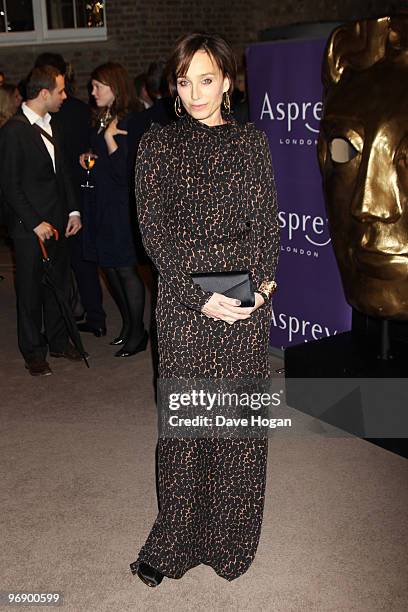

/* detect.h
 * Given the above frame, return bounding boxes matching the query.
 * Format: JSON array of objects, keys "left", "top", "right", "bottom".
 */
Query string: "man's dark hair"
[
  {"left": 26, "top": 65, "right": 62, "bottom": 100},
  {"left": 134, "top": 72, "right": 147, "bottom": 97},
  {"left": 34, "top": 52, "right": 66, "bottom": 75},
  {"left": 146, "top": 61, "right": 168, "bottom": 99}
]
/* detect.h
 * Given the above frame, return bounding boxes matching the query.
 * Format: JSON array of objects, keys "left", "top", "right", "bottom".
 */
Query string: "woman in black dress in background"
[
  {"left": 130, "top": 33, "right": 279, "bottom": 585},
  {"left": 80, "top": 62, "right": 147, "bottom": 356}
]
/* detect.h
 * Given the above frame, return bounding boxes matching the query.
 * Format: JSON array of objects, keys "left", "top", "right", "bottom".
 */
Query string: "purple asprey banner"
[{"left": 246, "top": 38, "right": 352, "bottom": 349}]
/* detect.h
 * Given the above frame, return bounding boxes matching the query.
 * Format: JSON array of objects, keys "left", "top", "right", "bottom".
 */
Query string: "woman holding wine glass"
[{"left": 79, "top": 62, "right": 148, "bottom": 357}]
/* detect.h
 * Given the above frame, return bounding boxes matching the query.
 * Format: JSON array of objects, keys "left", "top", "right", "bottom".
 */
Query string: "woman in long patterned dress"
[{"left": 130, "top": 32, "right": 280, "bottom": 585}]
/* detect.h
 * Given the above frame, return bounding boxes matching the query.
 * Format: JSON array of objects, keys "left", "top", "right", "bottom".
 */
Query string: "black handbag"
[{"left": 190, "top": 270, "right": 255, "bottom": 307}]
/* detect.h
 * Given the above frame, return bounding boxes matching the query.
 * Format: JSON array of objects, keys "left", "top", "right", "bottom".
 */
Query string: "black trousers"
[{"left": 13, "top": 234, "right": 70, "bottom": 362}]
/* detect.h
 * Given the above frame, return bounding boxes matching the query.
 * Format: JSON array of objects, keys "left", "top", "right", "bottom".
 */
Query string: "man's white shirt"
[{"left": 21, "top": 102, "right": 80, "bottom": 218}]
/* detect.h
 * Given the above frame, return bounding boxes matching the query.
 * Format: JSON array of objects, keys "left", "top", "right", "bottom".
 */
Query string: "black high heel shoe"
[
  {"left": 109, "top": 336, "right": 126, "bottom": 346},
  {"left": 130, "top": 560, "right": 164, "bottom": 587},
  {"left": 114, "top": 331, "right": 148, "bottom": 358},
  {"left": 77, "top": 322, "right": 106, "bottom": 337}
]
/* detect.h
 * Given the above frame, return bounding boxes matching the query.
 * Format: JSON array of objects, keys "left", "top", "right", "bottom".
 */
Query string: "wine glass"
[{"left": 81, "top": 153, "right": 97, "bottom": 189}]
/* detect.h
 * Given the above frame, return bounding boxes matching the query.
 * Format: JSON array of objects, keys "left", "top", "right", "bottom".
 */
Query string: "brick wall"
[{"left": 0, "top": 0, "right": 405, "bottom": 100}]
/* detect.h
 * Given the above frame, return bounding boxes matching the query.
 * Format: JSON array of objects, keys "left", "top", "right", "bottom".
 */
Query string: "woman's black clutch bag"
[{"left": 190, "top": 270, "right": 255, "bottom": 307}]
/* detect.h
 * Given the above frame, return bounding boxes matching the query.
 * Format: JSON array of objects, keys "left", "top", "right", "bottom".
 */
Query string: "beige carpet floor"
[{"left": 1, "top": 243, "right": 407, "bottom": 612}]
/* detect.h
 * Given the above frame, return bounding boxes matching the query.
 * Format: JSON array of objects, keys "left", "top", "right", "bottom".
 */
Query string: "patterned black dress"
[{"left": 134, "top": 112, "right": 279, "bottom": 581}]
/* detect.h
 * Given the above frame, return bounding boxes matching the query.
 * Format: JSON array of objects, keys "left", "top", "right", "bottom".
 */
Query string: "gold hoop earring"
[
  {"left": 223, "top": 92, "right": 231, "bottom": 114},
  {"left": 174, "top": 95, "right": 183, "bottom": 117}
]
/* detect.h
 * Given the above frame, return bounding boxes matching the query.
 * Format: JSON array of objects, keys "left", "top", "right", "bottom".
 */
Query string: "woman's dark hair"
[
  {"left": 90, "top": 62, "right": 137, "bottom": 124},
  {"left": 166, "top": 32, "right": 237, "bottom": 97},
  {"left": 25, "top": 65, "right": 61, "bottom": 100}
]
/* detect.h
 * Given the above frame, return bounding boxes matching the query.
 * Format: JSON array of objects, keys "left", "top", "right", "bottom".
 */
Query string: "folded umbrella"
[{"left": 38, "top": 228, "right": 89, "bottom": 368}]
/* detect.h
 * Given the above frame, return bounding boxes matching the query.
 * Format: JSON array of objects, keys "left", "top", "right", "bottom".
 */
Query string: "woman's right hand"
[
  {"left": 79, "top": 152, "right": 98, "bottom": 169},
  {"left": 202, "top": 293, "right": 251, "bottom": 325}
]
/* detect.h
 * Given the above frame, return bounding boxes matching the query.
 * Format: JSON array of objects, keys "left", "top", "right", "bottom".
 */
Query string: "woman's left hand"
[
  {"left": 104, "top": 117, "right": 128, "bottom": 154},
  {"left": 104, "top": 117, "right": 128, "bottom": 139}
]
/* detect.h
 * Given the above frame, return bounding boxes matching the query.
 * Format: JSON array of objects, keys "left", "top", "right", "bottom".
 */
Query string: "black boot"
[
  {"left": 109, "top": 266, "right": 147, "bottom": 356},
  {"left": 103, "top": 267, "right": 132, "bottom": 345}
]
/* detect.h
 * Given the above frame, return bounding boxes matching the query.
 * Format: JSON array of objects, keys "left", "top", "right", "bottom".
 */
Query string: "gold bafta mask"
[{"left": 318, "top": 16, "right": 408, "bottom": 319}]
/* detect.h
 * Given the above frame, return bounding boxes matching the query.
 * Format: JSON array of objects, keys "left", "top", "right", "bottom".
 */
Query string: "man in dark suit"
[
  {"left": 0, "top": 65, "right": 83, "bottom": 376},
  {"left": 33, "top": 52, "right": 107, "bottom": 336}
]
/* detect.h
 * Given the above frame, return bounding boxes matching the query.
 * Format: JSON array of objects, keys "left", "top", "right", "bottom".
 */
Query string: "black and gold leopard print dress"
[{"left": 133, "top": 112, "right": 279, "bottom": 581}]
